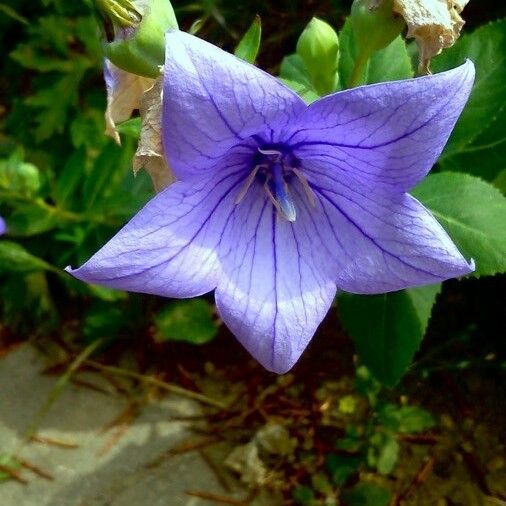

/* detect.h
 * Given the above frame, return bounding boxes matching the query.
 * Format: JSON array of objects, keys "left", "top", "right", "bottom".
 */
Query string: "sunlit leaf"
[
  {"left": 413, "top": 172, "right": 506, "bottom": 277},
  {"left": 339, "top": 285, "right": 441, "bottom": 387},
  {"left": 0, "top": 241, "right": 55, "bottom": 274},
  {"left": 154, "top": 299, "right": 218, "bottom": 344},
  {"left": 234, "top": 15, "right": 261, "bottom": 64},
  {"left": 341, "top": 482, "right": 391, "bottom": 506},
  {"left": 433, "top": 19, "right": 506, "bottom": 156}
]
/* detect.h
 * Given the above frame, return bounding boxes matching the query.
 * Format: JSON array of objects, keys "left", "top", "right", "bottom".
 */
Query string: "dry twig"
[
  {"left": 85, "top": 360, "right": 228, "bottom": 410},
  {"left": 185, "top": 490, "right": 248, "bottom": 506}
]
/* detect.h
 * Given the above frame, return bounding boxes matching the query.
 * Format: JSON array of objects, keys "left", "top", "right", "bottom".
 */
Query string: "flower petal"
[
  {"left": 305, "top": 164, "right": 474, "bottom": 294},
  {"left": 66, "top": 159, "right": 247, "bottom": 297},
  {"left": 288, "top": 61, "right": 474, "bottom": 195},
  {"left": 216, "top": 180, "right": 337, "bottom": 374},
  {"left": 0, "top": 216, "right": 6, "bottom": 236},
  {"left": 162, "top": 31, "right": 305, "bottom": 179}
]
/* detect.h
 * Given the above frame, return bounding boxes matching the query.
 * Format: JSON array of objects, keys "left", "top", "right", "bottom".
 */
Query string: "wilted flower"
[
  {"left": 103, "top": 59, "right": 154, "bottom": 145},
  {"left": 133, "top": 76, "right": 175, "bottom": 192},
  {"left": 68, "top": 32, "right": 475, "bottom": 373},
  {"left": 352, "top": 0, "right": 469, "bottom": 73},
  {"left": 104, "top": 60, "right": 174, "bottom": 191},
  {"left": 392, "top": 0, "right": 470, "bottom": 72}
]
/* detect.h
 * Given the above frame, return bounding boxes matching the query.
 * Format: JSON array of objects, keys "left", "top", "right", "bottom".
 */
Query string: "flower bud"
[
  {"left": 350, "top": 0, "right": 405, "bottom": 54},
  {"left": 94, "top": 0, "right": 178, "bottom": 78},
  {"left": 296, "top": 17, "right": 340, "bottom": 96},
  {"left": 1, "top": 149, "right": 41, "bottom": 195}
]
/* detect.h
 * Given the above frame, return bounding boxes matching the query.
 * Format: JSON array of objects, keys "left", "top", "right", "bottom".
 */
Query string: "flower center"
[{"left": 235, "top": 147, "right": 315, "bottom": 222}]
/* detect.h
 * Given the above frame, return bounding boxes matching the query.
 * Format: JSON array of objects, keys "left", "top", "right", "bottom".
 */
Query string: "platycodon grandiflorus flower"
[{"left": 67, "top": 31, "right": 475, "bottom": 373}]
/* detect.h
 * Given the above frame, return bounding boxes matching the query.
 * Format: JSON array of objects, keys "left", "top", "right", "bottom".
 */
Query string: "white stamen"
[
  {"left": 292, "top": 166, "right": 317, "bottom": 208},
  {"left": 235, "top": 164, "right": 264, "bottom": 204},
  {"left": 258, "top": 148, "right": 282, "bottom": 159},
  {"left": 235, "top": 149, "right": 313, "bottom": 224},
  {"left": 263, "top": 180, "right": 284, "bottom": 215}
]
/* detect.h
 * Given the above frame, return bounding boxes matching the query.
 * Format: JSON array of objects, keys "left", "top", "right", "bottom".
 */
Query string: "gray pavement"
[{"left": 0, "top": 344, "right": 281, "bottom": 506}]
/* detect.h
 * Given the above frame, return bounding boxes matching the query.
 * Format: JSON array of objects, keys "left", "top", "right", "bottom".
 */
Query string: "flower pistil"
[{"left": 235, "top": 146, "right": 316, "bottom": 223}]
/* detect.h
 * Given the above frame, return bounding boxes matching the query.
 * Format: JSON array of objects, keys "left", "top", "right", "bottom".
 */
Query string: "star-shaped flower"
[{"left": 67, "top": 31, "right": 475, "bottom": 373}]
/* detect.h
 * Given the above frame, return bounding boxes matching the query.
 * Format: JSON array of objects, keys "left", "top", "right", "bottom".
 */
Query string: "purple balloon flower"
[
  {"left": 0, "top": 216, "right": 6, "bottom": 236},
  {"left": 67, "top": 32, "right": 475, "bottom": 373}
]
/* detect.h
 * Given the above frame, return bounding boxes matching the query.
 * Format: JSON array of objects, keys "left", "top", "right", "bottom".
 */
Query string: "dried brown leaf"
[
  {"left": 224, "top": 442, "right": 267, "bottom": 486},
  {"left": 133, "top": 77, "right": 175, "bottom": 192},
  {"left": 104, "top": 60, "right": 153, "bottom": 145}
]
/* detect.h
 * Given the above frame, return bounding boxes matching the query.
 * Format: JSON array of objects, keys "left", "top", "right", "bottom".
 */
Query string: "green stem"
[
  {"left": 349, "top": 49, "right": 370, "bottom": 88},
  {"left": 14, "top": 339, "right": 104, "bottom": 456},
  {"left": 0, "top": 190, "right": 121, "bottom": 227}
]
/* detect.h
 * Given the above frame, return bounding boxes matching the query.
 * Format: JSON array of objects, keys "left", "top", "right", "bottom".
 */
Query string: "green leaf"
[
  {"left": 311, "top": 473, "right": 333, "bottom": 495},
  {"left": 341, "top": 482, "right": 391, "bottom": 506},
  {"left": 189, "top": 18, "right": 205, "bottom": 35},
  {"left": 369, "top": 431, "right": 399, "bottom": 475},
  {"left": 116, "top": 117, "right": 142, "bottom": 139},
  {"left": 54, "top": 148, "right": 87, "bottom": 208},
  {"left": 0, "top": 454, "right": 21, "bottom": 483},
  {"left": 339, "top": 284, "right": 441, "bottom": 387},
  {"left": 378, "top": 404, "right": 435, "bottom": 434},
  {"left": 25, "top": 71, "right": 86, "bottom": 142},
  {"left": 85, "top": 284, "right": 128, "bottom": 302},
  {"left": 0, "top": 272, "right": 57, "bottom": 332},
  {"left": 10, "top": 43, "right": 75, "bottom": 72},
  {"left": 292, "top": 486, "right": 315, "bottom": 506},
  {"left": 367, "top": 36, "right": 414, "bottom": 84},
  {"left": 234, "top": 15, "right": 261, "bottom": 64},
  {"left": 338, "top": 18, "right": 362, "bottom": 88},
  {"left": 355, "top": 365, "right": 381, "bottom": 406},
  {"left": 0, "top": 241, "right": 55, "bottom": 274},
  {"left": 433, "top": 19, "right": 506, "bottom": 156},
  {"left": 0, "top": 4, "right": 28, "bottom": 25},
  {"left": 412, "top": 172, "right": 506, "bottom": 276},
  {"left": 280, "top": 54, "right": 312, "bottom": 87},
  {"left": 408, "top": 284, "right": 441, "bottom": 329},
  {"left": 279, "top": 54, "right": 319, "bottom": 102},
  {"left": 84, "top": 302, "right": 125, "bottom": 344},
  {"left": 70, "top": 109, "right": 108, "bottom": 149},
  {"left": 326, "top": 454, "right": 363, "bottom": 486},
  {"left": 494, "top": 169, "right": 506, "bottom": 195},
  {"left": 439, "top": 105, "right": 506, "bottom": 182},
  {"left": 154, "top": 299, "right": 218, "bottom": 345},
  {"left": 6, "top": 202, "right": 61, "bottom": 236},
  {"left": 83, "top": 140, "right": 134, "bottom": 209},
  {"left": 279, "top": 77, "right": 320, "bottom": 104},
  {"left": 338, "top": 18, "right": 413, "bottom": 88}
]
